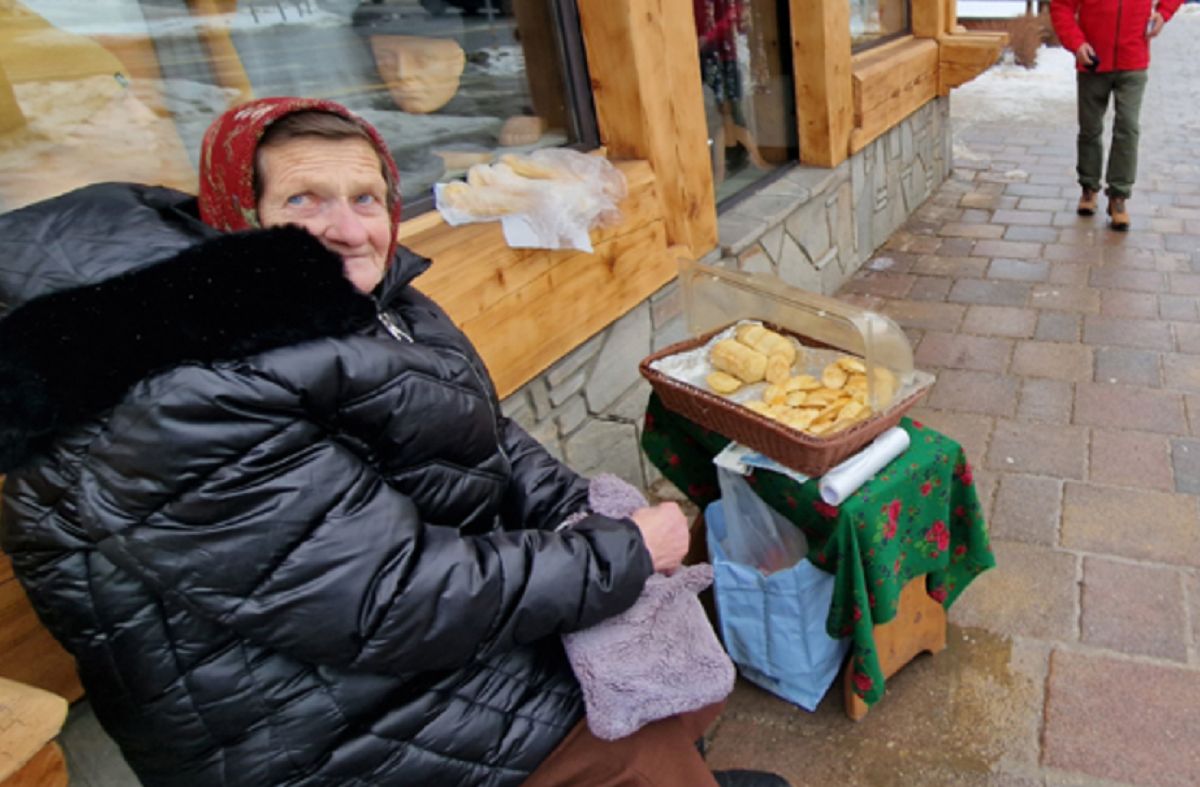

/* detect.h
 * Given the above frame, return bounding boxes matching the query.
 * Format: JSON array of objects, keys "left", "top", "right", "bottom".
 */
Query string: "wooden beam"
[
  {"left": 577, "top": 0, "right": 717, "bottom": 259},
  {"left": 849, "top": 38, "right": 939, "bottom": 153},
  {"left": 938, "top": 32, "right": 1007, "bottom": 95},
  {"left": 791, "top": 0, "right": 854, "bottom": 168}
]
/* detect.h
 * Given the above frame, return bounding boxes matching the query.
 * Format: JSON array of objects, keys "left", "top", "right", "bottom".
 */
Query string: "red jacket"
[{"left": 1050, "top": 0, "right": 1183, "bottom": 72}]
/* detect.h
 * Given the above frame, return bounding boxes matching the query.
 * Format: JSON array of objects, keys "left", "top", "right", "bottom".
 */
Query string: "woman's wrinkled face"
[{"left": 257, "top": 137, "right": 392, "bottom": 294}]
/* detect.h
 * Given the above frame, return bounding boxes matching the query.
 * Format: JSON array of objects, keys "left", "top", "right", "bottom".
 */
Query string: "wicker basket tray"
[{"left": 640, "top": 327, "right": 931, "bottom": 476}]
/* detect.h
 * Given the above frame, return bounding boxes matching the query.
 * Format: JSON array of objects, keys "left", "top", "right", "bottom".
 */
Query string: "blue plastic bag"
[{"left": 705, "top": 494, "right": 850, "bottom": 711}]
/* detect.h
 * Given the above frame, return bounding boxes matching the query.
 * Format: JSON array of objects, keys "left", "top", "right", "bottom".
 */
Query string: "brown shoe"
[
  {"left": 1077, "top": 188, "right": 1099, "bottom": 216},
  {"left": 1108, "top": 195, "right": 1130, "bottom": 231}
]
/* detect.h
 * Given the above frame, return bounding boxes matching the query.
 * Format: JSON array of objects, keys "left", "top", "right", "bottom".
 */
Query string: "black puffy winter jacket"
[{"left": 0, "top": 183, "right": 653, "bottom": 786}]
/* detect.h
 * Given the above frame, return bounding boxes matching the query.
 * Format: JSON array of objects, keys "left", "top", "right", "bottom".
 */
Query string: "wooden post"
[
  {"left": 790, "top": 0, "right": 854, "bottom": 168},
  {"left": 578, "top": 0, "right": 717, "bottom": 260},
  {"left": 911, "top": 0, "right": 948, "bottom": 38}
]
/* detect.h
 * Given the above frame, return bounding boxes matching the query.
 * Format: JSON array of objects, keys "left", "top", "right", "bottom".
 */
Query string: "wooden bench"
[{"left": 0, "top": 677, "right": 69, "bottom": 787}]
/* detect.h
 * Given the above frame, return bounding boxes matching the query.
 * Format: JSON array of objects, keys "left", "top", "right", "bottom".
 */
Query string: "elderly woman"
[{"left": 0, "top": 98, "right": 786, "bottom": 787}]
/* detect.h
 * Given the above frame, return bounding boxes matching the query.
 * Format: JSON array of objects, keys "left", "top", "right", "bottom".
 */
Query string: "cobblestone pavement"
[{"left": 703, "top": 11, "right": 1200, "bottom": 787}]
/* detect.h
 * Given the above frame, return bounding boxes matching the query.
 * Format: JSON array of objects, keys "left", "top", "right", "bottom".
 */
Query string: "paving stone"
[
  {"left": 1163, "top": 353, "right": 1200, "bottom": 394},
  {"left": 1099, "top": 289, "right": 1160, "bottom": 319},
  {"left": 1015, "top": 195, "right": 1068, "bottom": 210},
  {"left": 1189, "top": 394, "right": 1200, "bottom": 437},
  {"left": 1043, "top": 650, "right": 1200, "bottom": 785},
  {"left": 928, "top": 369, "right": 1019, "bottom": 417},
  {"left": 1080, "top": 558, "right": 1189, "bottom": 661},
  {"left": 1003, "top": 225, "right": 1060, "bottom": 243},
  {"left": 906, "top": 408, "right": 994, "bottom": 462},
  {"left": 1189, "top": 572, "right": 1200, "bottom": 655},
  {"left": 1171, "top": 437, "right": 1200, "bottom": 494},
  {"left": 907, "top": 275, "right": 953, "bottom": 301},
  {"left": 1092, "top": 348, "right": 1162, "bottom": 387},
  {"left": 1016, "top": 378, "right": 1074, "bottom": 424},
  {"left": 935, "top": 236, "right": 978, "bottom": 256},
  {"left": 992, "top": 209, "right": 1053, "bottom": 226},
  {"left": 1160, "top": 294, "right": 1200, "bottom": 322},
  {"left": 1034, "top": 311, "right": 1082, "bottom": 342},
  {"left": 910, "top": 254, "right": 989, "bottom": 278},
  {"left": 880, "top": 299, "right": 966, "bottom": 331},
  {"left": 1061, "top": 482, "right": 1200, "bottom": 566},
  {"left": 941, "top": 222, "right": 1006, "bottom": 239},
  {"left": 1047, "top": 262, "right": 1090, "bottom": 286},
  {"left": 1074, "top": 382, "right": 1187, "bottom": 434},
  {"left": 1177, "top": 322, "right": 1200, "bottom": 354},
  {"left": 1083, "top": 315, "right": 1174, "bottom": 351},
  {"left": 1045, "top": 243, "right": 1103, "bottom": 264},
  {"left": 1010, "top": 341, "right": 1092, "bottom": 382},
  {"left": 961, "top": 305, "right": 1038, "bottom": 338},
  {"left": 1029, "top": 284, "right": 1101, "bottom": 313},
  {"left": 915, "top": 331, "right": 1013, "bottom": 373},
  {"left": 705, "top": 632, "right": 1048, "bottom": 786},
  {"left": 987, "top": 258, "right": 1050, "bottom": 282},
  {"left": 971, "top": 239, "right": 1043, "bottom": 259},
  {"left": 1090, "top": 428, "right": 1174, "bottom": 491},
  {"left": 1168, "top": 271, "right": 1200, "bottom": 295},
  {"left": 947, "top": 540, "right": 1077, "bottom": 640},
  {"left": 1008, "top": 184, "right": 1064, "bottom": 199},
  {"left": 1088, "top": 268, "right": 1167, "bottom": 293},
  {"left": 986, "top": 419, "right": 1088, "bottom": 479},
  {"left": 948, "top": 279, "right": 1033, "bottom": 307},
  {"left": 990, "top": 474, "right": 1063, "bottom": 545},
  {"left": 840, "top": 271, "right": 916, "bottom": 298}
]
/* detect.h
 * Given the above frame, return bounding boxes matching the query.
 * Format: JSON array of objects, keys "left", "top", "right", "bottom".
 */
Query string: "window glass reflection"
[
  {"left": 0, "top": 0, "right": 587, "bottom": 215},
  {"left": 694, "top": 0, "right": 797, "bottom": 204},
  {"left": 850, "top": 0, "right": 911, "bottom": 49}
]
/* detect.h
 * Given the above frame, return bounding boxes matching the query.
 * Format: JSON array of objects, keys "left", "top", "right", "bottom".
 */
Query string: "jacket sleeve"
[
  {"left": 497, "top": 416, "right": 591, "bottom": 531},
  {"left": 74, "top": 367, "right": 653, "bottom": 675},
  {"left": 1050, "top": 0, "right": 1087, "bottom": 55},
  {"left": 1158, "top": 0, "right": 1183, "bottom": 23}
]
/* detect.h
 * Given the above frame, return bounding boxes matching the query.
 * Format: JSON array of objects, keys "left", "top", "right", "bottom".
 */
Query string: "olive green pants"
[{"left": 1077, "top": 69, "right": 1149, "bottom": 199}]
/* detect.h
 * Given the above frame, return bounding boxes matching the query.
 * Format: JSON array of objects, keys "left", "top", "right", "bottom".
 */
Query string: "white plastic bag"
[
  {"left": 434, "top": 149, "right": 627, "bottom": 252},
  {"left": 715, "top": 467, "right": 808, "bottom": 575}
]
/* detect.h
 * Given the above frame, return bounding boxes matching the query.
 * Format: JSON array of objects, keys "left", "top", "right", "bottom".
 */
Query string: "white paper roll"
[{"left": 818, "top": 427, "right": 911, "bottom": 506}]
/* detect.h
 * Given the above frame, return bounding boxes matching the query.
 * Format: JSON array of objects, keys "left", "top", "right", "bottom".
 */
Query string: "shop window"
[
  {"left": 695, "top": 0, "right": 798, "bottom": 205},
  {"left": 850, "top": 0, "right": 911, "bottom": 50},
  {"left": 0, "top": 0, "right": 596, "bottom": 217}
]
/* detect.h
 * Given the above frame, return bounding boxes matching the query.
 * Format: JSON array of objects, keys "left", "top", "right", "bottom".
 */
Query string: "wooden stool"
[
  {"left": 842, "top": 574, "right": 947, "bottom": 721},
  {"left": 0, "top": 677, "right": 69, "bottom": 787}
]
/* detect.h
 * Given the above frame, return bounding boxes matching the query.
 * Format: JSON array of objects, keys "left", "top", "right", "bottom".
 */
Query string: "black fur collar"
[{"left": 0, "top": 226, "right": 378, "bottom": 472}]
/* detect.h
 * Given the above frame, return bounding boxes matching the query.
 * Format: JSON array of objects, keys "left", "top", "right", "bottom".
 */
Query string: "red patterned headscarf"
[{"left": 198, "top": 97, "right": 403, "bottom": 262}]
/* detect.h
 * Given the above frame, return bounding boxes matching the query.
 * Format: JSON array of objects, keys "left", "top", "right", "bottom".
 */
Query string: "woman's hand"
[
  {"left": 629, "top": 502, "right": 690, "bottom": 574},
  {"left": 1146, "top": 11, "right": 1164, "bottom": 39}
]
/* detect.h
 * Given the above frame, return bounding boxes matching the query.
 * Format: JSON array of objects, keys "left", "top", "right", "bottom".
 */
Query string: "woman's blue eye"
[
  {"left": 286, "top": 194, "right": 306, "bottom": 206},
  {"left": 355, "top": 194, "right": 377, "bottom": 205}
]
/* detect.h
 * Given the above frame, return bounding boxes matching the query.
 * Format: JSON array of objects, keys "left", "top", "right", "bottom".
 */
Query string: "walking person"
[{"left": 1050, "top": 0, "right": 1183, "bottom": 230}]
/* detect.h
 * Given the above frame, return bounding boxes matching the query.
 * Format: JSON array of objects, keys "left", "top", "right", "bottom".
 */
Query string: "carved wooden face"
[{"left": 369, "top": 35, "right": 466, "bottom": 114}]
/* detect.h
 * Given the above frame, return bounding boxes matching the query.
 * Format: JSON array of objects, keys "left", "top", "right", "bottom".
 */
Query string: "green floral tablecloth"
[{"left": 642, "top": 393, "right": 995, "bottom": 706}]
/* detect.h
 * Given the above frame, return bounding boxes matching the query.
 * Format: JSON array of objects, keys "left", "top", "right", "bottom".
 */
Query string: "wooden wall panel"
[
  {"left": 849, "top": 38, "right": 939, "bottom": 153},
  {"left": 402, "top": 161, "right": 676, "bottom": 398}
]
